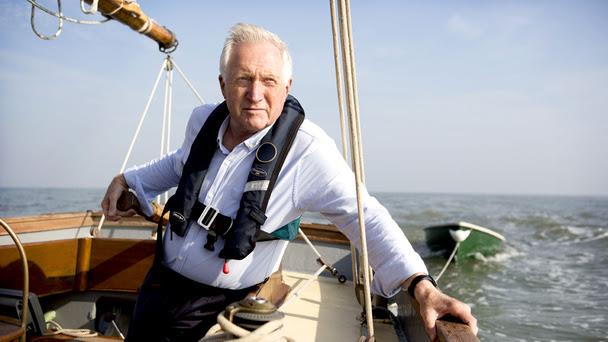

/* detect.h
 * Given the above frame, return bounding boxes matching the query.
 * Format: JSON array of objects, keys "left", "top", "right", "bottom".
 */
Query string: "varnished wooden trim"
[
  {"left": 1, "top": 212, "right": 349, "bottom": 246},
  {"left": 437, "top": 320, "right": 479, "bottom": 342},
  {"left": 87, "top": 238, "right": 155, "bottom": 292},
  {"left": 0, "top": 212, "right": 94, "bottom": 235},
  {"left": 0, "top": 239, "right": 79, "bottom": 296},
  {"left": 0, "top": 212, "right": 156, "bottom": 236},
  {"left": 74, "top": 238, "right": 92, "bottom": 292},
  {"left": 299, "top": 222, "right": 349, "bottom": 245}
]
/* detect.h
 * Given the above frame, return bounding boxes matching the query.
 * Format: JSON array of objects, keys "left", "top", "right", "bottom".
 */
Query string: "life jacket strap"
[{"left": 191, "top": 201, "right": 233, "bottom": 251}]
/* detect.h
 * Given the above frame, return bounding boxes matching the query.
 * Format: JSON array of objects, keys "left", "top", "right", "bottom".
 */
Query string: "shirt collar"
[{"left": 216, "top": 117, "right": 274, "bottom": 154}]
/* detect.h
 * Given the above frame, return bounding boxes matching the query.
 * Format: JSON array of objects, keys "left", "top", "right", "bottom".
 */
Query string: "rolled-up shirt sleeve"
[
  {"left": 123, "top": 150, "right": 182, "bottom": 216},
  {"left": 294, "top": 135, "right": 428, "bottom": 298},
  {"left": 123, "top": 104, "right": 215, "bottom": 217}
]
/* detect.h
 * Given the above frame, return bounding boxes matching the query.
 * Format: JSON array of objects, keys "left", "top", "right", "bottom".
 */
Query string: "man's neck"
[{"left": 223, "top": 121, "right": 254, "bottom": 151}]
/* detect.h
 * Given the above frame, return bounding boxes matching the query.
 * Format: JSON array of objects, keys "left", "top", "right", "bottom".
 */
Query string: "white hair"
[{"left": 219, "top": 23, "right": 293, "bottom": 83}]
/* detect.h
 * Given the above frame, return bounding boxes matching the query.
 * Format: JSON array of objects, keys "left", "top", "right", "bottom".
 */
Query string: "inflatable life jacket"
[{"left": 165, "top": 95, "right": 305, "bottom": 261}]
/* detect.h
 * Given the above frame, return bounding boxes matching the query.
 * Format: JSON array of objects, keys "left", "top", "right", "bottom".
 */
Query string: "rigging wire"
[
  {"left": 158, "top": 57, "right": 174, "bottom": 204},
  {"left": 332, "top": 0, "right": 375, "bottom": 338},
  {"left": 26, "top": 0, "right": 111, "bottom": 40},
  {"left": 92, "top": 59, "right": 166, "bottom": 236},
  {"left": 329, "top": 0, "right": 361, "bottom": 290},
  {"left": 26, "top": 0, "right": 111, "bottom": 25},
  {"left": 92, "top": 55, "right": 205, "bottom": 236}
]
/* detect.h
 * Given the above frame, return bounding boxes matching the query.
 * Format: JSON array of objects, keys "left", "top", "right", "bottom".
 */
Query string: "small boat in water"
[{"left": 424, "top": 221, "right": 506, "bottom": 260}]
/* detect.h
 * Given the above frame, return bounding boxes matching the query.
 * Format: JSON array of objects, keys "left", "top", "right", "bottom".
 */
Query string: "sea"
[{"left": 1, "top": 188, "right": 606, "bottom": 341}]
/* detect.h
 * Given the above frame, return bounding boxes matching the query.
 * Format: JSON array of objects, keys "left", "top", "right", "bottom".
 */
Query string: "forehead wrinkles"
[
  {"left": 227, "top": 42, "right": 284, "bottom": 82},
  {"left": 231, "top": 65, "right": 280, "bottom": 79}
]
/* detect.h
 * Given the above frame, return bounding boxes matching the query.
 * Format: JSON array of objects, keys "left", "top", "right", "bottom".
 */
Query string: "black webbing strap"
[
  {"left": 219, "top": 95, "right": 305, "bottom": 260},
  {"left": 168, "top": 103, "right": 228, "bottom": 238},
  {"left": 261, "top": 98, "right": 305, "bottom": 212}
]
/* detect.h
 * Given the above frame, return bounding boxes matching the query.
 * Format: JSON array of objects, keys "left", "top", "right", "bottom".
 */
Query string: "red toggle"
[{"left": 223, "top": 260, "right": 229, "bottom": 274}]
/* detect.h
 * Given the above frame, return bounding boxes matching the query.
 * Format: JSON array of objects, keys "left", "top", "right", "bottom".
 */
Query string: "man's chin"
[{"left": 240, "top": 119, "right": 269, "bottom": 134}]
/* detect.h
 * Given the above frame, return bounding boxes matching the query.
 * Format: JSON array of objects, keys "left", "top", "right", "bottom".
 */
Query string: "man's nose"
[{"left": 246, "top": 80, "right": 263, "bottom": 102}]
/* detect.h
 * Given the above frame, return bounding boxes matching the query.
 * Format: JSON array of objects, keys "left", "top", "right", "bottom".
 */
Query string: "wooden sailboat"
[
  {"left": 0, "top": 212, "right": 476, "bottom": 341},
  {"left": 1, "top": 1, "right": 478, "bottom": 341}
]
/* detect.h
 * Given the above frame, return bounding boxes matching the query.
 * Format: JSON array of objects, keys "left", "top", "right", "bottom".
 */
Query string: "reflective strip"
[{"left": 244, "top": 180, "right": 270, "bottom": 192}]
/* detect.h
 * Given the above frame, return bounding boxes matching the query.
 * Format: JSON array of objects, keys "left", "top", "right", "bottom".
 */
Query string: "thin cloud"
[
  {"left": 447, "top": 13, "right": 483, "bottom": 40},
  {"left": 0, "top": 1, "right": 29, "bottom": 29}
]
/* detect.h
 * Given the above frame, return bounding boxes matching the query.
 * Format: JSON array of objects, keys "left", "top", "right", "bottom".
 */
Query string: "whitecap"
[{"left": 471, "top": 245, "right": 524, "bottom": 263}]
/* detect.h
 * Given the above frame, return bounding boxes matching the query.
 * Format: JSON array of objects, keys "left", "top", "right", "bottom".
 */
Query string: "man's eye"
[
  {"left": 236, "top": 77, "right": 250, "bottom": 85},
  {"left": 263, "top": 79, "right": 277, "bottom": 86}
]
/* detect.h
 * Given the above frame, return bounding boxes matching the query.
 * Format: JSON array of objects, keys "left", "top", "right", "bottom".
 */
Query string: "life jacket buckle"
[{"left": 197, "top": 205, "right": 219, "bottom": 230}]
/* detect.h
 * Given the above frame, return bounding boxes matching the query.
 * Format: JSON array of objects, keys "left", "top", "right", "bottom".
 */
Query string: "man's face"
[{"left": 220, "top": 41, "right": 292, "bottom": 137}]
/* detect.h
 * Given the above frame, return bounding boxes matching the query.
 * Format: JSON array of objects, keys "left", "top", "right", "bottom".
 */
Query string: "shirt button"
[{"left": 178, "top": 256, "right": 183, "bottom": 261}]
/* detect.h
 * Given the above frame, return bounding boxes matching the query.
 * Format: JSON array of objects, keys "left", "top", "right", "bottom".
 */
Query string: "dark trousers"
[{"left": 125, "top": 264, "right": 258, "bottom": 342}]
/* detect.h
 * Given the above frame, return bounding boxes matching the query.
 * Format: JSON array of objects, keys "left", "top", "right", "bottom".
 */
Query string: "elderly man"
[{"left": 102, "top": 23, "right": 477, "bottom": 341}]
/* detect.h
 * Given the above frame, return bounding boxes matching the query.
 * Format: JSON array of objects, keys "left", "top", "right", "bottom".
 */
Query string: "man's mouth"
[{"left": 243, "top": 107, "right": 265, "bottom": 112}]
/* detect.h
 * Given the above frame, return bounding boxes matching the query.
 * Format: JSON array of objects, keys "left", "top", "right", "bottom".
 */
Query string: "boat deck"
[{"left": 281, "top": 271, "right": 398, "bottom": 341}]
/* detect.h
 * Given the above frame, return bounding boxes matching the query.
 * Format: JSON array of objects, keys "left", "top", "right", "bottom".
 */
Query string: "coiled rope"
[
  {"left": 201, "top": 313, "right": 293, "bottom": 342},
  {"left": 44, "top": 321, "right": 99, "bottom": 338}
]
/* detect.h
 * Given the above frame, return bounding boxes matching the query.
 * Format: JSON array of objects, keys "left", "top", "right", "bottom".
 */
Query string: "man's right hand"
[{"left": 101, "top": 174, "right": 136, "bottom": 221}]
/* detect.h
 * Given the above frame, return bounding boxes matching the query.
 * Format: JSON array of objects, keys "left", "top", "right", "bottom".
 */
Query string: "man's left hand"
[{"left": 408, "top": 277, "right": 478, "bottom": 341}]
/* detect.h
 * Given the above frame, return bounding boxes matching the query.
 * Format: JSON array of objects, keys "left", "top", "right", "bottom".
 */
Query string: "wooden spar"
[{"left": 82, "top": 0, "right": 177, "bottom": 51}]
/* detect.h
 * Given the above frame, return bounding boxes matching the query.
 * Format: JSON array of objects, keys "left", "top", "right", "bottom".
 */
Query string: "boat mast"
[
  {"left": 27, "top": 0, "right": 177, "bottom": 51},
  {"left": 81, "top": 0, "right": 177, "bottom": 51}
]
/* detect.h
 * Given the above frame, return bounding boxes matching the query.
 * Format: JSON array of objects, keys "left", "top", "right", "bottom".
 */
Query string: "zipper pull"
[{"left": 223, "top": 259, "right": 229, "bottom": 274}]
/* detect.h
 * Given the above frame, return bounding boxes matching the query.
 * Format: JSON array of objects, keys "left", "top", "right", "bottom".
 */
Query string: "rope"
[
  {"left": 92, "top": 59, "right": 166, "bottom": 236},
  {"left": 333, "top": 0, "right": 375, "bottom": 338},
  {"left": 201, "top": 313, "right": 293, "bottom": 342},
  {"left": 344, "top": 0, "right": 366, "bottom": 181},
  {"left": 329, "top": 0, "right": 349, "bottom": 161},
  {"left": 80, "top": 0, "right": 99, "bottom": 14},
  {"left": 104, "top": 1, "right": 124, "bottom": 16},
  {"left": 92, "top": 56, "right": 205, "bottom": 236},
  {"left": 330, "top": 0, "right": 361, "bottom": 289},
  {"left": 45, "top": 321, "right": 98, "bottom": 338},
  {"left": 435, "top": 241, "right": 460, "bottom": 282},
  {"left": 297, "top": 229, "right": 324, "bottom": 259},
  {"left": 158, "top": 57, "right": 173, "bottom": 204},
  {"left": 172, "top": 59, "right": 206, "bottom": 104},
  {"left": 279, "top": 264, "right": 327, "bottom": 310},
  {"left": 29, "top": 0, "right": 63, "bottom": 40},
  {"left": 26, "top": 0, "right": 111, "bottom": 25},
  {"left": 0, "top": 218, "right": 29, "bottom": 342}
]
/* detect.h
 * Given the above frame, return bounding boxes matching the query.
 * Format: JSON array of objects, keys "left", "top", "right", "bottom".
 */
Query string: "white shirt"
[{"left": 124, "top": 102, "right": 427, "bottom": 297}]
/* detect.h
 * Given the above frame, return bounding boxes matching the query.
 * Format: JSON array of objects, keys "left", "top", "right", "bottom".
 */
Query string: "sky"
[{"left": 0, "top": 1, "right": 607, "bottom": 195}]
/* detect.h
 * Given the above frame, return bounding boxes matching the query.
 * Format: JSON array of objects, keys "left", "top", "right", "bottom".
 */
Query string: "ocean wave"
[
  {"left": 471, "top": 245, "right": 523, "bottom": 263},
  {"left": 501, "top": 214, "right": 563, "bottom": 230},
  {"left": 564, "top": 227, "right": 608, "bottom": 245}
]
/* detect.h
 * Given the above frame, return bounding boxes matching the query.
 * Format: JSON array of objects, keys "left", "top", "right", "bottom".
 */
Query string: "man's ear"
[
  {"left": 219, "top": 74, "right": 226, "bottom": 99},
  {"left": 285, "top": 78, "right": 292, "bottom": 94}
]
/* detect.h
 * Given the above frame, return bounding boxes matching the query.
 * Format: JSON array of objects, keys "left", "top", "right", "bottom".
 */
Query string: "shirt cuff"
[
  {"left": 371, "top": 253, "right": 428, "bottom": 298},
  {"left": 123, "top": 168, "right": 155, "bottom": 217}
]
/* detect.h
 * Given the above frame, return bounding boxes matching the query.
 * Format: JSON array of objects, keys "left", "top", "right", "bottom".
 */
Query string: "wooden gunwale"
[{"left": 0, "top": 212, "right": 349, "bottom": 244}]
